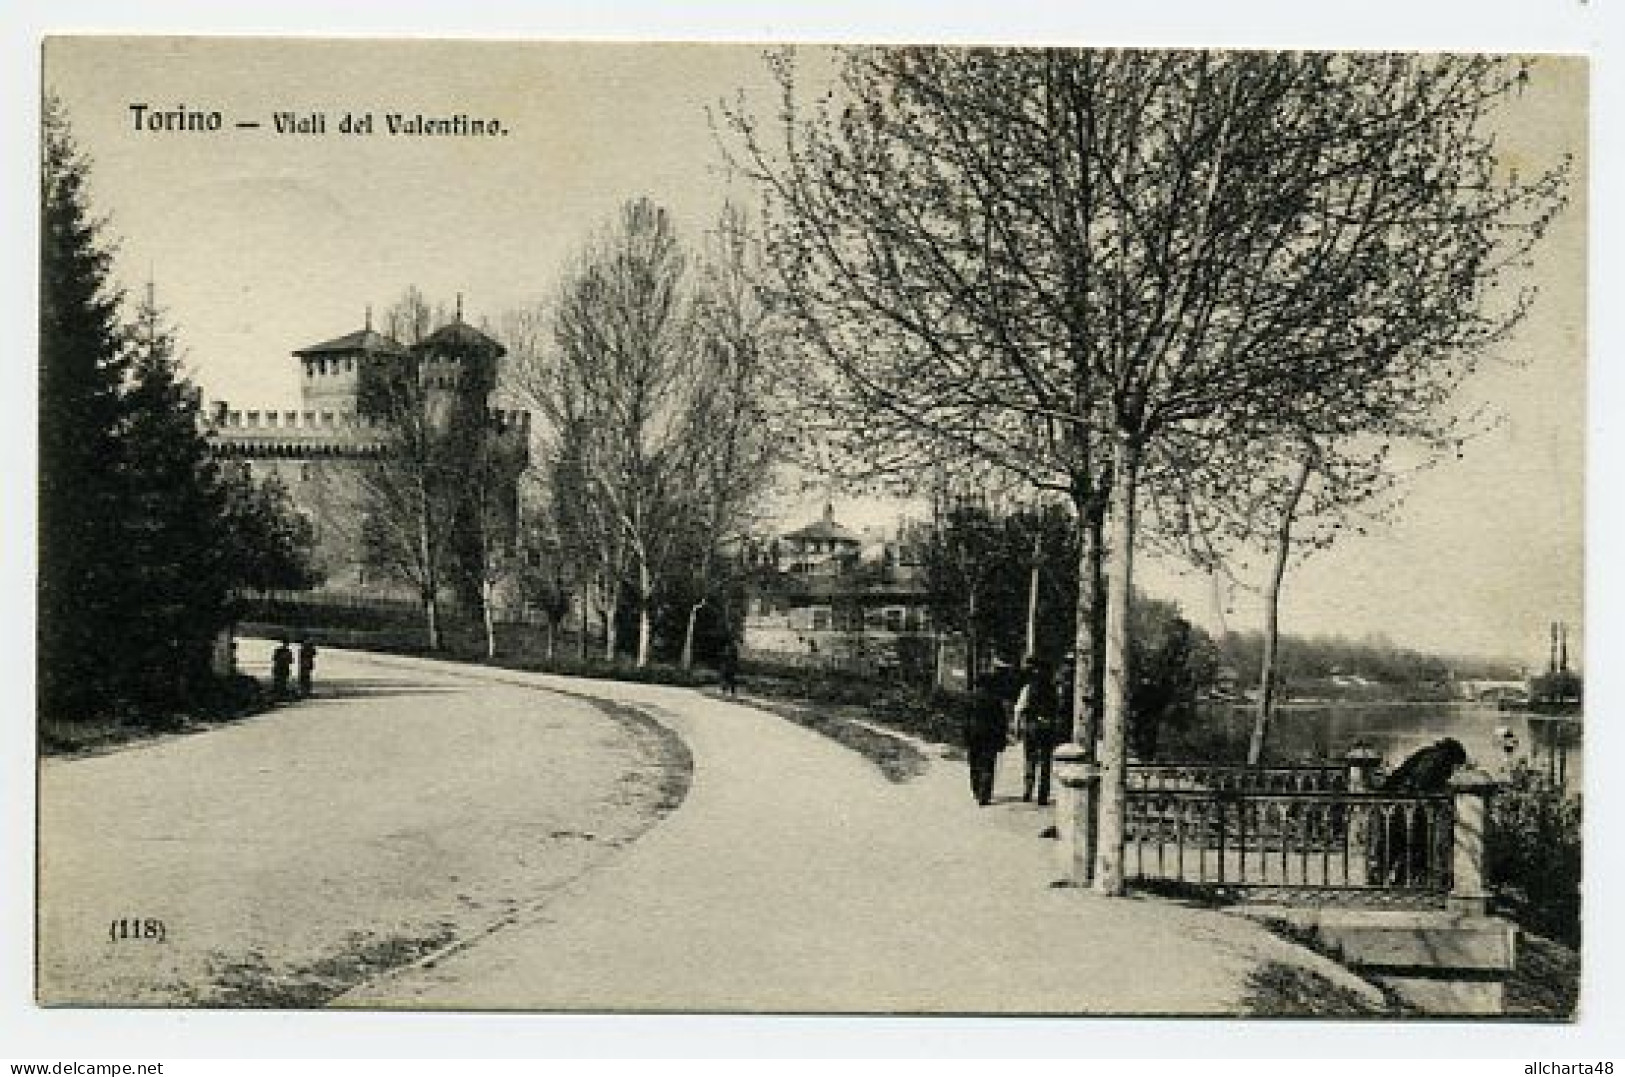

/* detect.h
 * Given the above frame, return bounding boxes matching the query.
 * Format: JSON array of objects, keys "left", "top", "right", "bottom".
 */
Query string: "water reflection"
[{"left": 1169, "top": 703, "right": 1582, "bottom": 792}]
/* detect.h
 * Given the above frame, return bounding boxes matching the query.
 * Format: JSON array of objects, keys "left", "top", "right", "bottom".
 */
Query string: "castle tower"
[
  {"left": 292, "top": 308, "right": 408, "bottom": 413},
  {"left": 409, "top": 296, "right": 506, "bottom": 431}
]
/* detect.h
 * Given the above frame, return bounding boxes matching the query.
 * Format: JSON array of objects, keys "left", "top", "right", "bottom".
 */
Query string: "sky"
[{"left": 43, "top": 38, "right": 1586, "bottom": 668}]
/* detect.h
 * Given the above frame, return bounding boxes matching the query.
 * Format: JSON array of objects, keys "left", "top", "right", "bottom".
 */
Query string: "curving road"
[
  {"left": 36, "top": 641, "right": 684, "bottom": 1007},
  {"left": 38, "top": 643, "right": 1378, "bottom": 1014},
  {"left": 334, "top": 653, "right": 1379, "bottom": 1015}
]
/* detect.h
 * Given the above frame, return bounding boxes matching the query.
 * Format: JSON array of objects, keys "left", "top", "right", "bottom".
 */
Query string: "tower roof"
[
  {"left": 784, "top": 504, "right": 862, "bottom": 544},
  {"left": 416, "top": 319, "right": 506, "bottom": 358},
  {"left": 293, "top": 326, "right": 408, "bottom": 358}
]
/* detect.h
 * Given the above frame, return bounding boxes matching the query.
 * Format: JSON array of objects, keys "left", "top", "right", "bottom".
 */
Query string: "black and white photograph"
[{"left": 34, "top": 34, "right": 1586, "bottom": 1023}]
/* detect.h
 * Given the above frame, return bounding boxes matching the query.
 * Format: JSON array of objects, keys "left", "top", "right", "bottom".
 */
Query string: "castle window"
[{"left": 300, "top": 463, "right": 312, "bottom": 482}]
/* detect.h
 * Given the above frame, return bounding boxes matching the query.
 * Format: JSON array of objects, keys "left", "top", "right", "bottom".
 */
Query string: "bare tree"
[
  {"left": 527, "top": 198, "right": 697, "bottom": 668},
  {"left": 457, "top": 410, "right": 527, "bottom": 659},
  {"left": 357, "top": 288, "right": 456, "bottom": 649},
  {"left": 731, "top": 48, "right": 1568, "bottom": 894},
  {"left": 676, "top": 203, "right": 780, "bottom": 668}
]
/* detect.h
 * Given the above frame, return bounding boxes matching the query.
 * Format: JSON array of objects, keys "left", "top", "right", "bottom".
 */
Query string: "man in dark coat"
[
  {"left": 1014, "top": 659, "right": 1064, "bottom": 805},
  {"left": 271, "top": 638, "right": 293, "bottom": 699},
  {"left": 297, "top": 636, "right": 318, "bottom": 697},
  {"left": 1378, "top": 737, "right": 1469, "bottom": 886},
  {"left": 962, "top": 684, "right": 1010, "bottom": 806},
  {"left": 718, "top": 637, "right": 740, "bottom": 697},
  {"left": 1386, "top": 738, "right": 1469, "bottom": 791}
]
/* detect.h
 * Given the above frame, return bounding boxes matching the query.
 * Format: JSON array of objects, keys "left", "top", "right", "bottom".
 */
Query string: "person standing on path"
[
  {"left": 1013, "top": 658, "right": 1062, "bottom": 805},
  {"left": 718, "top": 637, "right": 740, "bottom": 697},
  {"left": 961, "top": 682, "right": 1010, "bottom": 806},
  {"left": 297, "top": 636, "right": 318, "bottom": 697},
  {"left": 271, "top": 638, "right": 293, "bottom": 699}
]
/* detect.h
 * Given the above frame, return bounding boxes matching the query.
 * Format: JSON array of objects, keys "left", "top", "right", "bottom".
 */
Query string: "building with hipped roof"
[{"left": 742, "top": 504, "right": 949, "bottom": 682}]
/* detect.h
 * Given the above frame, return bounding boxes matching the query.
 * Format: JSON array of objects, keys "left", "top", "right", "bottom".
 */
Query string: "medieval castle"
[{"left": 205, "top": 305, "right": 530, "bottom": 598}]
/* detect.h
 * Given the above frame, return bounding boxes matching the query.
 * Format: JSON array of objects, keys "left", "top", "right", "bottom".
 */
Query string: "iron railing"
[
  {"left": 1124, "top": 766, "right": 1453, "bottom": 907},
  {"left": 1128, "top": 762, "right": 1349, "bottom": 794}
]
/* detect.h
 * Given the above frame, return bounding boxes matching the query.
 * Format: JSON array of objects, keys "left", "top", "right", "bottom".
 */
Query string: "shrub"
[{"left": 1487, "top": 761, "right": 1581, "bottom": 946}]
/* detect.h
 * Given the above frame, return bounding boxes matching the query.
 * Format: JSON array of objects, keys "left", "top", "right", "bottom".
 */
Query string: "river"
[{"left": 1169, "top": 702, "right": 1582, "bottom": 792}]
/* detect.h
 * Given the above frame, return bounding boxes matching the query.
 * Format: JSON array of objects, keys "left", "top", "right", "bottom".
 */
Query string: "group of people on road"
[
  {"left": 271, "top": 636, "right": 318, "bottom": 700},
  {"left": 962, "top": 656, "right": 1069, "bottom": 807}
]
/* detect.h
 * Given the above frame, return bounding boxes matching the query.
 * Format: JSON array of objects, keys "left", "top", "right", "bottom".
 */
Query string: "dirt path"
[
  {"left": 336, "top": 653, "right": 1382, "bottom": 1015},
  {"left": 36, "top": 641, "right": 689, "bottom": 1006}
]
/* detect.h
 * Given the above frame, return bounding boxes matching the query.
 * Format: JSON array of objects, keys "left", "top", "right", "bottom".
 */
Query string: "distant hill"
[{"left": 1217, "top": 629, "right": 1524, "bottom": 701}]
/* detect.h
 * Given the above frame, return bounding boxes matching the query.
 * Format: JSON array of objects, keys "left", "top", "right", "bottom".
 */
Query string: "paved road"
[
  {"left": 336, "top": 653, "right": 1380, "bottom": 1015},
  {"left": 37, "top": 642, "right": 683, "bottom": 1006},
  {"left": 39, "top": 643, "right": 1375, "bottom": 1013}
]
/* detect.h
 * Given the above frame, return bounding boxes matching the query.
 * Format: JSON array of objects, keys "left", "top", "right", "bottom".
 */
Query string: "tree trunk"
[
  {"left": 423, "top": 589, "right": 441, "bottom": 651},
  {"left": 577, "top": 586, "right": 590, "bottom": 661},
  {"left": 417, "top": 477, "right": 441, "bottom": 651},
  {"left": 1247, "top": 451, "right": 1315, "bottom": 766},
  {"left": 1024, "top": 531, "right": 1042, "bottom": 663},
  {"left": 1094, "top": 437, "right": 1140, "bottom": 897},
  {"left": 636, "top": 563, "right": 654, "bottom": 668},
  {"left": 681, "top": 599, "right": 706, "bottom": 670},
  {"left": 965, "top": 590, "right": 979, "bottom": 691},
  {"left": 602, "top": 574, "right": 619, "bottom": 662},
  {"left": 1071, "top": 497, "right": 1106, "bottom": 750},
  {"left": 481, "top": 579, "right": 498, "bottom": 660}
]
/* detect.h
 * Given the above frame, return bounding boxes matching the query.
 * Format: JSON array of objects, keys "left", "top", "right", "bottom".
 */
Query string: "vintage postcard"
[{"left": 36, "top": 37, "right": 1585, "bottom": 1017}]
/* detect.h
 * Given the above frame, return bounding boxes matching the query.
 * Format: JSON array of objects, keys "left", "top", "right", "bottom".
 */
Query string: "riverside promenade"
[
  {"left": 328, "top": 651, "right": 1377, "bottom": 1014},
  {"left": 40, "top": 643, "right": 1380, "bottom": 1014}
]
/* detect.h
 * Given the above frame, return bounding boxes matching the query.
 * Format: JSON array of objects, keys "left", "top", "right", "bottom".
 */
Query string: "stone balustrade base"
[{"left": 1229, "top": 904, "right": 1518, "bottom": 1015}]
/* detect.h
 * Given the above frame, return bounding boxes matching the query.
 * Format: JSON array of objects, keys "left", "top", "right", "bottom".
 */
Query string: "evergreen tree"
[
  {"left": 117, "top": 289, "right": 233, "bottom": 715},
  {"left": 39, "top": 96, "right": 130, "bottom": 719},
  {"left": 219, "top": 470, "right": 321, "bottom": 596}
]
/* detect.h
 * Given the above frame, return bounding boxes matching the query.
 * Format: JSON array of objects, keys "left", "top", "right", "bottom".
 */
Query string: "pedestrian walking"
[
  {"left": 961, "top": 682, "right": 1010, "bottom": 806},
  {"left": 271, "top": 638, "right": 293, "bottom": 699},
  {"left": 297, "top": 636, "right": 318, "bottom": 697},
  {"left": 718, "top": 637, "right": 740, "bottom": 696},
  {"left": 1013, "top": 658, "right": 1063, "bottom": 805}
]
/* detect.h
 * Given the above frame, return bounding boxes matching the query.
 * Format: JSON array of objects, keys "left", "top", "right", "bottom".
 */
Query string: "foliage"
[
  {"left": 39, "top": 95, "right": 132, "bottom": 719},
  {"left": 1216, "top": 630, "right": 1509, "bottom": 694},
  {"left": 39, "top": 100, "right": 333, "bottom": 724},
  {"left": 1129, "top": 598, "right": 1221, "bottom": 759},
  {"left": 1487, "top": 762, "right": 1582, "bottom": 947},
  {"left": 510, "top": 199, "right": 779, "bottom": 667},
  {"left": 923, "top": 498, "right": 1079, "bottom": 677},
  {"left": 114, "top": 292, "right": 237, "bottom": 713},
  {"left": 220, "top": 472, "right": 322, "bottom": 594}
]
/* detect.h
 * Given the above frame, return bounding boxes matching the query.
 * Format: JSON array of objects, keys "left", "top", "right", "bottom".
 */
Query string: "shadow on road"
[{"left": 293, "top": 678, "right": 467, "bottom": 703}]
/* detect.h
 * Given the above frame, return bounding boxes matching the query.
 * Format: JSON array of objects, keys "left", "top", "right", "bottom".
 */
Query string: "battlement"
[
  {"left": 211, "top": 404, "right": 388, "bottom": 432},
  {"left": 203, "top": 399, "right": 533, "bottom": 441},
  {"left": 204, "top": 401, "right": 389, "bottom": 459}
]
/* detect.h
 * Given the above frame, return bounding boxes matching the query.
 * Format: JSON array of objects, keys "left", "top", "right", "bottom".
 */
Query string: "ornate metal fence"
[
  {"left": 1124, "top": 764, "right": 1455, "bottom": 907},
  {"left": 1128, "top": 762, "right": 1349, "bottom": 794}
]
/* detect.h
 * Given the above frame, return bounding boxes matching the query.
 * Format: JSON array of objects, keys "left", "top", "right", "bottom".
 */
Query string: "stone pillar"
[
  {"left": 1053, "top": 743, "right": 1101, "bottom": 886},
  {"left": 1344, "top": 745, "right": 1382, "bottom": 887},
  {"left": 1448, "top": 766, "right": 1498, "bottom": 917},
  {"left": 1345, "top": 744, "right": 1382, "bottom": 792}
]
